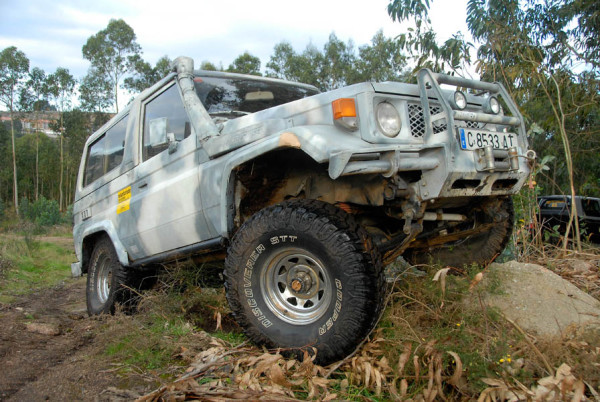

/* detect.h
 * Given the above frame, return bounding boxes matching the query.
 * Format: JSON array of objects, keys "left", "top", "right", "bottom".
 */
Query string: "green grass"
[
  {"left": 211, "top": 330, "right": 246, "bottom": 345},
  {"left": 0, "top": 231, "right": 74, "bottom": 303},
  {"left": 104, "top": 315, "right": 194, "bottom": 371}
]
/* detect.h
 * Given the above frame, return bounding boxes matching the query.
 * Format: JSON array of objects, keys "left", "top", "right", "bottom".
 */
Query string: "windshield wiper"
[{"left": 208, "top": 110, "right": 250, "bottom": 117}]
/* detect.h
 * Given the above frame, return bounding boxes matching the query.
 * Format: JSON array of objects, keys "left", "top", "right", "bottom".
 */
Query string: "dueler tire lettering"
[{"left": 224, "top": 199, "right": 385, "bottom": 365}]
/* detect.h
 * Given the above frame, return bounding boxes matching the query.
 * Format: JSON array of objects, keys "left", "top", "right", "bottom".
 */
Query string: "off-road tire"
[
  {"left": 86, "top": 236, "right": 138, "bottom": 315},
  {"left": 404, "top": 197, "right": 514, "bottom": 268},
  {"left": 224, "top": 199, "right": 385, "bottom": 365}
]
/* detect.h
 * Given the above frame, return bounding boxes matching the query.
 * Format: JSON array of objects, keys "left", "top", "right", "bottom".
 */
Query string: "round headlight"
[
  {"left": 453, "top": 91, "right": 467, "bottom": 110},
  {"left": 376, "top": 102, "right": 401, "bottom": 137},
  {"left": 486, "top": 96, "right": 500, "bottom": 114}
]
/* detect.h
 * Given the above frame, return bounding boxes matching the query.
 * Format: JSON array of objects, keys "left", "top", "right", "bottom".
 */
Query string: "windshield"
[{"left": 194, "top": 76, "right": 318, "bottom": 118}]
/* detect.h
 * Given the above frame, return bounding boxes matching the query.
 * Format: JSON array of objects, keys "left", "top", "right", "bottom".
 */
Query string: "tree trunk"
[
  {"left": 114, "top": 79, "right": 119, "bottom": 113},
  {"left": 59, "top": 114, "right": 64, "bottom": 212},
  {"left": 35, "top": 121, "right": 39, "bottom": 201},
  {"left": 9, "top": 109, "right": 19, "bottom": 215}
]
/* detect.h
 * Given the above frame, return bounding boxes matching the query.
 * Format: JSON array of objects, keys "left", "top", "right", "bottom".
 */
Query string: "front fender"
[{"left": 216, "top": 127, "right": 356, "bottom": 237}]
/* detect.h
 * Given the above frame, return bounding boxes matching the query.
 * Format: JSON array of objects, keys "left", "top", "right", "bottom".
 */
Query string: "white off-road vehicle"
[{"left": 72, "top": 56, "right": 533, "bottom": 364}]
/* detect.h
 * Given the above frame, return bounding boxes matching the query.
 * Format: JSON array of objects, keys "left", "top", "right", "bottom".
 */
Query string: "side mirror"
[
  {"left": 149, "top": 117, "right": 168, "bottom": 147},
  {"left": 167, "top": 133, "right": 178, "bottom": 154},
  {"left": 149, "top": 117, "right": 178, "bottom": 154}
]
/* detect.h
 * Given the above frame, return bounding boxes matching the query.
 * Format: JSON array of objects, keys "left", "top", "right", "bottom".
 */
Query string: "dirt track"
[{"left": 0, "top": 278, "right": 149, "bottom": 401}]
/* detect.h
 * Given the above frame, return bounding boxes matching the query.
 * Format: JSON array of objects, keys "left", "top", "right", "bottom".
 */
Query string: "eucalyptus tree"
[
  {"left": 0, "top": 46, "right": 29, "bottom": 213},
  {"left": 21, "top": 67, "right": 49, "bottom": 200},
  {"left": 46, "top": 67, "right": 76, "bottom": 210},
  {"left": 82, "top": 19, "right": 142, "bottom": 112}
]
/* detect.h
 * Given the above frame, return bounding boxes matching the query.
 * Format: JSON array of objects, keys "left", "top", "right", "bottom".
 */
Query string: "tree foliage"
[
  {"left": 227, "top": 52, "right": 262, "bottom": 76},
  {"left": 79, "top": 67, "right": 113, "bottom": 112},
  {"left": 46, "top": 67, "right": 76, "bottom": 114},
  {"left": 82, "top": 19, "right": 142, "bottom": 112},
  {"left": 266, "top": 32, "right": 408, "bottom": 91},
  {"left": 388, "top": 0, "right": 473, "bottom": 75},
  {"left": 388, "top": 0, "right": 600, "bottom": 248},
  {"left": 124, "top": 55, "right": 172, "bottom": 93}
]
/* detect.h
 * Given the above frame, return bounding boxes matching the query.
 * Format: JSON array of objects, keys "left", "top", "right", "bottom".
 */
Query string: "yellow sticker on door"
[{"left": 117, "top": 186, "right": 131, "bottom": 214}]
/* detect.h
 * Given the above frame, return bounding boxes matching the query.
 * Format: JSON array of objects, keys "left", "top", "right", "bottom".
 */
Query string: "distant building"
[{"left": 0, "top": 111, "right": 61, "bottom": 138}]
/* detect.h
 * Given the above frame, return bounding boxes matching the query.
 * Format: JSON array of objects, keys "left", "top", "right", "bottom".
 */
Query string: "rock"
[
  {"left": 25, "top": 322, "right": 61, "bottom": 336},
  {"left": 481, "top": 261, "right": 600, "bottom": 337}
]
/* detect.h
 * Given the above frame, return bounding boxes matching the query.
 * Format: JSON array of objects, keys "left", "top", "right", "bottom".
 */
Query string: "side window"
[
  {"left": 83, "top": 135, "right": 106, "bottom": 187},
  {"left": 541, "top": 199, "right": 568, "bottom": 210},
  {"left": 83, "top": 114, "right": 128, "bottom": 187},
  {"left": 582, "top": 199, "right": 600, "bottom": 217},
  {"left": 105, "top": 115, "right": 128, "bottom": 172},
  {"left": 143, "top": 83, "right": 191, "bottom": 161}
]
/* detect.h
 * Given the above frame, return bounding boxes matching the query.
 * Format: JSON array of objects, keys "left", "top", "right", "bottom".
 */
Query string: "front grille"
[
  {"left": 466, "top": 120, "right": 486, "bottom": 129},
  {"left": 408, "top": 104, "right": 447, "bottom": 137}
]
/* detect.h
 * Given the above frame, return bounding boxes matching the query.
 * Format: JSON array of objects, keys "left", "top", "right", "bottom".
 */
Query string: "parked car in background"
[{"left": 538, "top": 195, "right": 600, "bottom": 243}]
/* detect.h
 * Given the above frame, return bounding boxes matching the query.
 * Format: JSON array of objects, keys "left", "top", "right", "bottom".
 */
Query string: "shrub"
[
  {"left": 19, "top": 197, "right": 32, "bottom": 221},
  {"left": 0, "top": 198, "right": 4, "bottom": 221},
  {"left": 20, "top": 197, "right": 61, "bottom": 227},
  {"left": 63, "top": 204, "right": 74, "bottom": 225},
  {"left": 33, "top": 197, "right": 61, "bottom": 226}
]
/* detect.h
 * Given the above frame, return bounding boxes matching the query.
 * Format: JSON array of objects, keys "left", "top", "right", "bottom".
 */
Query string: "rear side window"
[
  {"left": 143, "top": 83, "right": 191, "bottom": 161},
  {"left": 83, "top": 115, "right": 129, "bottom": 187},
  {"left": 84, "top": 136, "right": 106, "bottom": 187},
  {"left": 540, "top": 199, "right": 569, "bottom": 210}
]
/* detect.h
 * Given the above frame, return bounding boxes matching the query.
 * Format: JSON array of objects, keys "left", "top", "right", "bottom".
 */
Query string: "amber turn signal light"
[{"left": 332, "top": 98, "right": 357, "bottom": 119}]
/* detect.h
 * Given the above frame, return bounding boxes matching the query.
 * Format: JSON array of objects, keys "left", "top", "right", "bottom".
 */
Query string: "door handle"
[{"left": 138, "top": 181, "right": 148, "bottom": 189}]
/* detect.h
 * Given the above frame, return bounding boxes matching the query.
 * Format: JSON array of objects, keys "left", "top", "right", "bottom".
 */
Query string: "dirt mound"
[{"left": 482, "top": 261, "right": 600, "bottom": 337}]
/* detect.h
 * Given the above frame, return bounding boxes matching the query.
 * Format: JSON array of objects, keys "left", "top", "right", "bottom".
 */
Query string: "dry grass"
[{"left": 129, "top": 258, "right": 600, "bottom": 401}]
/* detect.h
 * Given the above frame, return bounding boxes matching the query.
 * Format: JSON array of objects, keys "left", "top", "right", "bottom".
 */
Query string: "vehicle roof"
[
  {"left": 194, "top": 70, "right": 320, "bottom": 93},
  {"left": 538, "top": 195, "right": 600, "bottom": 201}
]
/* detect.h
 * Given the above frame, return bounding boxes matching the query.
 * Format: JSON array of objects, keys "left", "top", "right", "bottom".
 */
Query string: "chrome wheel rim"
[
  {"left": 96, "top": 256, "right": 112, "bottom": 304},
  {"left": 261, "top": 248, "right": 331, "bottom": 325}
]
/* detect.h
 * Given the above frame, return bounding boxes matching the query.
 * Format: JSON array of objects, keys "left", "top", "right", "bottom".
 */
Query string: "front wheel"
[{"left": 224, "top": 200, "right": 385, "bottom": 365}]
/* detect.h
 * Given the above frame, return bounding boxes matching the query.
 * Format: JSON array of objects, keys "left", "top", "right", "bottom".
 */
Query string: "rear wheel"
[
  {"left": 224, "top": 199, "right": 385, "bottom": 364},
  {"left": 404, "top": 197, "right": 514, "bottom": 268}
]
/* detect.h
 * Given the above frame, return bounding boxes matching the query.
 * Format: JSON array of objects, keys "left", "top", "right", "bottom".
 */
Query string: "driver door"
[{"left": 120, "top": 81, "right": 213, "bottom": 259}]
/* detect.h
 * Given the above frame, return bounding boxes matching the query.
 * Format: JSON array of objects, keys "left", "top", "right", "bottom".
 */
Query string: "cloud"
[{"left": 0, "top": 0, "right": 469, "bottom": 81}]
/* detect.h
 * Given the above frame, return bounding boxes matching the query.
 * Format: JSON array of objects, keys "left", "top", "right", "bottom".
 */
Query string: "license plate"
[{"left": 459, "top": 128, "right": 517, "bottom": 150}]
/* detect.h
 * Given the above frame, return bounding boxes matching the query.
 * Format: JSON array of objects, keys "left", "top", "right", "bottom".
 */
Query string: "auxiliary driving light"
[
  {"left": 452, "top": 91, "right": 467, "bottom": 110},
  {"left": 484, "top": 96, "right": 501, "bottom": 114}
]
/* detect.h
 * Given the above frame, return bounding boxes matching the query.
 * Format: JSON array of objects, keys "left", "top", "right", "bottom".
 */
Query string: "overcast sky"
[{"left": 1, "top": 0, "right": 470, "bottom": 81}]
